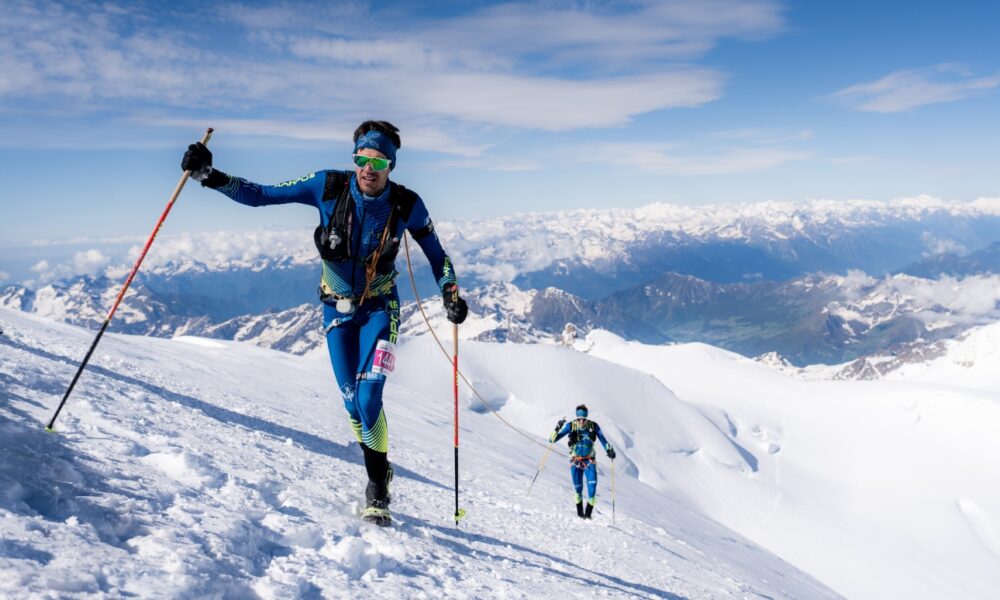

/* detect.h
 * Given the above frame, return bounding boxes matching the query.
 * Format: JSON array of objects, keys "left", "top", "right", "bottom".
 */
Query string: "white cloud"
[
  {"left": 921, "top": 232, "right": 966, "bottom": 258},
  {"left": 392, "top": 69, "right": 726, "bottom": 131},
  {"left": 894, "top": 275, "right": 1000, "bottom": 325},
  {"left": 141, "top": 116, "right": 492, "bottom": 157},
  {"left": 839, "top": 270, "right": 877, "bottom": 298},
  {"left": 423, "top": 0, "right": 784, "bottom": 67},
  {"left": 23, "top": 250, "right": 113, "bottom": 285},
  {"left": 437, "top": 158, "right": 542, "bottom": 172},
  {"left": 127, "top": 230, "right": 316, "bottom": 270},
  {"left": 577, "top": 141, "right": 809, "bottom": 175},
  {"left": 827, "top": 65, "right": 1000, "bottom": 113},
  {"left": 0, "top": 271, "right": 9, "bottom": 283},
  {"left": 831, "top": 273, "right": 1000, "bottom": 330},
  {"left": 71, "top": 249, "right": 111, "bottom": 273},
  {"left": 0, "top": 0, "right": 783, "bottom": 137}
]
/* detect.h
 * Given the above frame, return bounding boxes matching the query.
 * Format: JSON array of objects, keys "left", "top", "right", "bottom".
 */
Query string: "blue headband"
[
  {"left": 354, "top": 130, "right": 397, "bottom": 170},
  {"left": 576, "top": 408, "right": 588, "bottom": 417}
]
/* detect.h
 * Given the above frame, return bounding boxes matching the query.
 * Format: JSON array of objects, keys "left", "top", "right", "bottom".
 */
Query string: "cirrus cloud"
[
  {"left": 576, "top": 140, "right": 809, "bottom": 175},
  {"left": 827, "top": 64, "right": 1000, "bottom": 113}
]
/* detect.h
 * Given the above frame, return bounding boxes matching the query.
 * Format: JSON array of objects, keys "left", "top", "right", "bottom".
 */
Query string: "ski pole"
[
  {"left": 452, "top": 286, "right": 466, "bottom": 525},
  {"left": 526, "top": 439, "right": 556, "bottom": 496},
  {"left": 611, "top": 457, "right": 617, "bottom": 526},
  {"left": 46, "top": 127, "right": 214, "bottom": 431}
]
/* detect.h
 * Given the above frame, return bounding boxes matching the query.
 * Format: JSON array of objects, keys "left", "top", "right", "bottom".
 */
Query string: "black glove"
[
  {"left": 442, "top": 284, "right": 468, "bottom": 324},
  {"left": 182, "top": 142, "right": 228, "bottom": 188},
  {"left": 555, "top": 418, "right": 566, "bottom": 432},
  {"left": 182, "top": 142, "right": 212, "bottom": 177},
  {"left": 607, "top": 446, "right": 616, "bottom": 460}
]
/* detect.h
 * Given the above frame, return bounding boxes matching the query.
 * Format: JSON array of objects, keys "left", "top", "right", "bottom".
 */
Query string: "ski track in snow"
[{"left": 0, "top": 309, "right": 836, "bottom": 599}]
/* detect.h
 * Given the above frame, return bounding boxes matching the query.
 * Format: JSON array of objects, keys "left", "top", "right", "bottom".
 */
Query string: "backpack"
[
  {"left": 567, "top": 419, "right": 598, "bottom": 447},
  {"left": 312, "top": 171, "right": 431, "bottom": 274}
]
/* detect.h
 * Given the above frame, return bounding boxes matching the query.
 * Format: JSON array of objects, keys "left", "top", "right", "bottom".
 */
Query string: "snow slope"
[
  {"left": 881, "top": 320, "right": 1000, "bottom": 390},
  {"left": 0, "top": 308, "right": 835, "bottom": 599},
  {"left": 581, "top": 331, "right": 1000, "bottom": 599}
]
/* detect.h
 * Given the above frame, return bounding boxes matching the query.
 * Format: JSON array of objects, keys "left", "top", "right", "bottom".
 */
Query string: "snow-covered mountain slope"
[
  {"left": 450, "top": 196, "right": 1000, "bottom": 295},
  {"left": 174, "top": 304, "right": 326, "bottom": 356},
  {"left": 0, "top": 308, "right": 836, "bottom": 599},
  {"left": 879, "top": 320, "right": 1000, "bottom": 389},
  {"left": 580, "top": 330, "right": 1000, "bottom": 600},
  {"left": 763, "top": 318, "right": 1000, "bottom": 383},
  {"left": 7, "top": 196, "right": 1000, "bottom": 367},
  {"left": 9, "top": 268, "right": 1000, "bottom": 369}
]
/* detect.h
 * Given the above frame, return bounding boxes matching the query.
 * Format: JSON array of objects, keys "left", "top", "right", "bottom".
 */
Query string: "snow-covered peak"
[
  {"left": 19, "top": 196, "right": 1000, "bottom": 290},
  {"left": 879, "top": 319, "right": 1000, "bottom": 388}
]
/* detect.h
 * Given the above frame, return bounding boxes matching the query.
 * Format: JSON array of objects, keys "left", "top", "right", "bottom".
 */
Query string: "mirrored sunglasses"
[{"left": 353, "top": 154, "right": 391, "bottom": 172}]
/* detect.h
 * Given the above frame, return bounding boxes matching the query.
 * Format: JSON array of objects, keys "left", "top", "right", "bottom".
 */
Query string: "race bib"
[{"left": 372, "top": 339, "right": 396, "bottom": 375}]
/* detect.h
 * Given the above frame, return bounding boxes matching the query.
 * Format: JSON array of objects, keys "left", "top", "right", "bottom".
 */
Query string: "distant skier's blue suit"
[{"left": 551, "top": 418, "right": 611, "bottom": 505}]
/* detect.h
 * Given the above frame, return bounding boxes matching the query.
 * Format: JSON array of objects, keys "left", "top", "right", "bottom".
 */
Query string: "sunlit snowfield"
[{"left": 3, "top": 307, "right": 999, "bottom": 598}]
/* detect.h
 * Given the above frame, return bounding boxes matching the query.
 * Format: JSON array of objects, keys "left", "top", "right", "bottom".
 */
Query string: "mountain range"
[{"left": 4, "top": 197, "right": 1000, "bottom": 367}]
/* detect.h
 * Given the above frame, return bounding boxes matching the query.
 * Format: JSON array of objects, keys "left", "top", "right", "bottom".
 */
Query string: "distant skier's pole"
[
  {"left": 46, "top": 128, "right": 214, "bottom": 431},
  {"left": 526, "top": 441, "right": 556, "bottom": 496},
  {"left": 452, "top": 291, "right": 466, "bottom": 524},
  {"left": 611, "top": 458, "right": 617, "bottom": 526}
]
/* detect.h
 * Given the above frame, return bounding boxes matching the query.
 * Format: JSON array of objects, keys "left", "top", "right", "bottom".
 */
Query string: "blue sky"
[{"left": 1, "top": 0, "right": 999, "bottom": 281}]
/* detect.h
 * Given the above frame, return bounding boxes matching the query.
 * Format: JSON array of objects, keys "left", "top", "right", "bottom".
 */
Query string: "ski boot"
[
  {"left": 584, "top": 501, "right": 594, "bottom": 519},
  {"left": 576, "top": 502, "right": 585, "bottom": 518},
  {"left": 362, "top": 463, "right": 394, "bottom": 527}
]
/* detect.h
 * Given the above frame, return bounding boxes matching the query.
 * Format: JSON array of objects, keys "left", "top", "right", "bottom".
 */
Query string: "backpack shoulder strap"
[
  {"left": 314, "top": 171, "right": 355, "bottom": 264},
  {"left": 388, "top": 182, "right": 419, "bottom": 236},
  {"left": 393, "top": 184, "right": 438, "bottom": 241},
  {"left": 322, "top": 171, "right": 350, "bottom": 202},
  {"left": 322, "top": 171, "right": 353, "bottom": 227}
]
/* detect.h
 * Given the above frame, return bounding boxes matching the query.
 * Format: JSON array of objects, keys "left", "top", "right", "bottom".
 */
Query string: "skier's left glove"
[
  {"left": 606, "top": 445, "right": 616, "bottom": 460},
  {"left": 442, "top": 284, "right": 468, "bottom": 324}
]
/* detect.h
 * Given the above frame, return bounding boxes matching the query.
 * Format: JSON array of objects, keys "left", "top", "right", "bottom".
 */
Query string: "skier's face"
[{"left": 355, "top": 148, "right": 390, "bottom": 196}]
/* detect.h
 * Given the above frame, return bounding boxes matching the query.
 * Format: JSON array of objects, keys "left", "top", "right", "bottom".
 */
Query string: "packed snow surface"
[
  {"left": 581, "top": 331, "right": 1000, "bottom": 599},
  {"left": 1, "top": 308, "right": 832, "bottom": 599},
  {"left": 3, "top": 306, "right": 1000, "bottom": 598}
]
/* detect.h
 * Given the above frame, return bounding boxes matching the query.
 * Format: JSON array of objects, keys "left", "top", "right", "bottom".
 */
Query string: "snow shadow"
[
  {"left": 401, "top": 514, "right": 686, "bottom": 599},
  {"left": 1, "top": 336, "right": 445, "bottom": 491},
  {"left": 465, "top": 379, "right": 510, "bottom": 414},
  {"left": 3, "top": 389, "right": 300, "bottom": 597},
  {"left": 0, "top": 395, "right": 152, "bottom": 551},
  {"left": 0, "top": 539, "right": 55, "bottom": 565},
  {"left": 726, "top": 438, "right": 759, "bottom": 473}
]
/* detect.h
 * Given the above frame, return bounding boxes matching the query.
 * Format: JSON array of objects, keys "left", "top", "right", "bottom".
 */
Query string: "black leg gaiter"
[{"left": 361, "top": 443, "right": 390, "bottom": 496}]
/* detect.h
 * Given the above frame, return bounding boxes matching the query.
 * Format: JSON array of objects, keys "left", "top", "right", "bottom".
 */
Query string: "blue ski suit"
[
  {"left": 211, "top": 171, "right": 456, "bottom": 454},
  {"left": 550, "top": 418, "right": 613, "bottom": 505}
]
